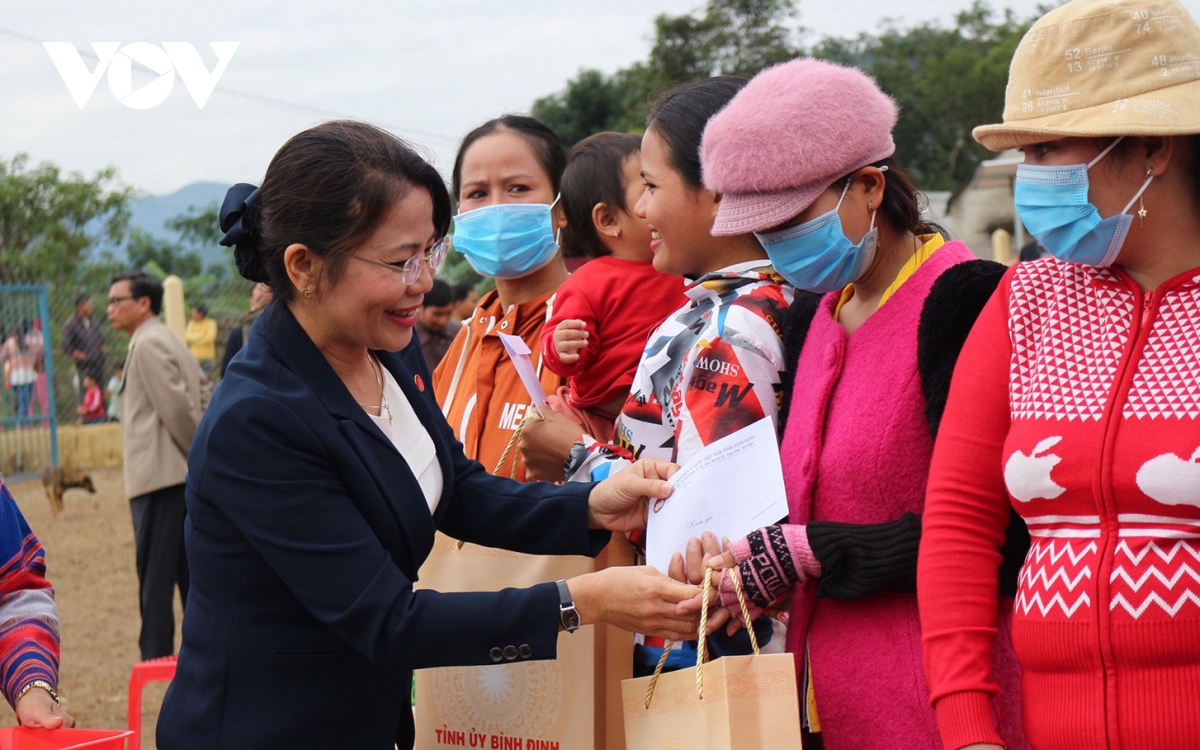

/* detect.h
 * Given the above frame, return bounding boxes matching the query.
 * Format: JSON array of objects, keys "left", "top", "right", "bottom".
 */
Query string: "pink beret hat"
[{"left": 702, "top": 58, "right": 899, "bottom": 236}]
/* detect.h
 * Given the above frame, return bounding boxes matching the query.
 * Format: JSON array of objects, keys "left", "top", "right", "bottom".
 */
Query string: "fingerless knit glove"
[{"left": 719, "top": 524, "right": 821, "bottom": 624}]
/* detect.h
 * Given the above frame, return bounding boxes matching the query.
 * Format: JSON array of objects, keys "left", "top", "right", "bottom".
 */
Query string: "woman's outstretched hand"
[
  {"left": 569, "top": 567, "right": 701, "bottom": 641},
  {"left": 671, "top": 532, "right": 735, "bottom": 636},
  {"left": 587, "top": 459, "right": 679, "bottom": 532}
]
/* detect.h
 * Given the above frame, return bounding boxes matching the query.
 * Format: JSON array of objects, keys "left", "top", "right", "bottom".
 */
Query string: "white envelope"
[{"left": 645, "top": 417, "right": 788, "bottom": 573}]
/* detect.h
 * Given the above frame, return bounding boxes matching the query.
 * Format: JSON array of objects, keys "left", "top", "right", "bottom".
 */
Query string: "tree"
[
  {"left": 125, "top": 228, "right": 204, "bottom": 279},
  {"left": 135, "top": 203, "right": 250, "bottom": 317},
  {"left": 533, "top": 0, "right": 801, "bottom": 148},
  {"left": 0, "top": 154, "right": 134, "bottom": 284},
  {"left": 694, "top": 0, "right": 800, "bottom": 78},
  {"left": 166, "top": 203, "right": 223, "bottom": 249},
  {"left": 531, "top": 0, "right": 1037, "bottom": 192},
  {"left": 812, "top": 2, "right": 1030, "bottom": 190},
  {"left": 532, "top": 69, "right": 627, "bottom": 148},
  {"left": 647, "top": 12, "right": 717, "bottom": 84},
  {"left": 647, "top": 0, "right": 800, "bottom": 82}
]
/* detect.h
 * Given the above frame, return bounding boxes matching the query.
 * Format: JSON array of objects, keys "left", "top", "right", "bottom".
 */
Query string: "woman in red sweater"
[{"left": 917, "top": 0, "right": 1200, "bottom": 748}]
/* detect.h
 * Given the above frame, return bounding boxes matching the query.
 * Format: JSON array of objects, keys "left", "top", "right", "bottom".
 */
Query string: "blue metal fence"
[{"left": 0, "top": 285, "right": 59, "bottom": 481}]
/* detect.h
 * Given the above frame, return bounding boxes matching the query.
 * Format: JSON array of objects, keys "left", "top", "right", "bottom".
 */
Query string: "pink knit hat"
[{"left": 702, "top": 58, "right": 899, "bottom": 236}]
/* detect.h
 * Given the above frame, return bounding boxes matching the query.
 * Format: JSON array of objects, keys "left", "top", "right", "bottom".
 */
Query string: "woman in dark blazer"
[{"left": 156, "top": 121, "right": 700, "bottom": 750}]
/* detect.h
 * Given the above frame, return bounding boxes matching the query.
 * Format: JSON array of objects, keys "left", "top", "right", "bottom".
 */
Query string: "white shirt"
[{"left": 368, "top": 364, "right": 443, "bottom": 514}]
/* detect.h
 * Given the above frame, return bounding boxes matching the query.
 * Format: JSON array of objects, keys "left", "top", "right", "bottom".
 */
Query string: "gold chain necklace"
[{"left": 356, "top": 353, "right": 393, "bottom": 425}]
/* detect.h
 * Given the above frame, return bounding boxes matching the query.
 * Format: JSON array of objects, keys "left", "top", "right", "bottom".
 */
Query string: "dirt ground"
[{"left": 5, "top": 467, "right": 181, "bottom": 750}]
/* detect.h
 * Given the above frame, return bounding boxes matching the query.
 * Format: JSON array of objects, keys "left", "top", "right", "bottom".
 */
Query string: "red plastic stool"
[{"left": 126, "top": 655, "right": 177, "bottom": 750}]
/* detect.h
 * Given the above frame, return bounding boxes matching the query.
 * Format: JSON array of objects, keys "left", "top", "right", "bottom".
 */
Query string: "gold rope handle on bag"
[
  {"left": 642, "top": 563, "right": 760, "bottom": 708},
  {"left": 492, "top": 418, "right": 522, "bottom": 478},
  {"left": 643, "top": 638, "right": 675, "bottom": 709},
  {"left": 729, "top": 567, "right": 761, "bottom": 655},
  {"left": 493, "top": 407, "right": 540, "bottom": 478},
  {"left": 694, "top": 566, "right": 713, "bottom": 701}
]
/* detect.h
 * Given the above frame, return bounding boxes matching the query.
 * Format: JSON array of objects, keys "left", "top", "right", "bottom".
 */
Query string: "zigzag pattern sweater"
[{"left": 920, "top": 258, "right": 1200, "bottom": 749}]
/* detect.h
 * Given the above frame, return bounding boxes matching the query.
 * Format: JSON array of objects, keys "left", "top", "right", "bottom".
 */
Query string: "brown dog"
[{"left": 40, "top": 467, "right": 95, "bottom": 520}]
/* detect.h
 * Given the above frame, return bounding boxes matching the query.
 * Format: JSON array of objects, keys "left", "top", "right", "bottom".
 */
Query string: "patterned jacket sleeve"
[
  {"left": 672, "top": 302, "right": 785, "bottom": 458},
  {"left": 0, "top": 477, "right": 60, "bottom": 709},
  {"left": 564, "top": 435, "right": 636, "bottom": 484},
  {"left": 566, "top": 295, "right": 787, "bottom": 485}
]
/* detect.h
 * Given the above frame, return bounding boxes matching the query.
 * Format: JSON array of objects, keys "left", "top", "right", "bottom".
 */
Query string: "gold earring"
[
  {"left": 1138, "top": 167, "right": 1151, "bottom": 226},
  {"left": 302, "top": 288, "right": 313, "bottom": 299}
]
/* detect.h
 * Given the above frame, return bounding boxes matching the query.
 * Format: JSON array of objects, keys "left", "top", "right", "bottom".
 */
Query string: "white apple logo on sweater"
[
  {"left": 1136, "top": 447, "right": 1200, "bottom": 508},
  {"left": 1005, "top": 436, "right": 1067, "bottom": 502}
]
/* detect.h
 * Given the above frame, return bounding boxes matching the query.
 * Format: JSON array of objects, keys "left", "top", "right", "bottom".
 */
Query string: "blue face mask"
[
  {"left": 451, "top": 196, "right": 560, "bottom": 280},
  {"left": 1014, "top": 137, "right": 1154, "bottom": 267},
  {"left": 754, "top": 179, "right": 879, "bottom": 294}
]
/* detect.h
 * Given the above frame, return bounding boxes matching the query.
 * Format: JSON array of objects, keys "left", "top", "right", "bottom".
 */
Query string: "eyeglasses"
[
  {"left": 106, "top": 296, "right": 135, "bottom": 308},
  {"left": 350, "top": 238, "right": 448, "bottom": 285}
]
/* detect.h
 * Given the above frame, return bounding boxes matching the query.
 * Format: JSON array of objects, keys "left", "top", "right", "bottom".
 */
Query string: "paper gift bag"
[
  {"left": 622, "top": 569, "right": 803, "bottom": 750},
  {"left": 415, "top": 532, "right": 634, "bottom": 750}
]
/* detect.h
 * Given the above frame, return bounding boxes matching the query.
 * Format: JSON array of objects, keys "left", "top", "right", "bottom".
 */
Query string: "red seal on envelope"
[{"left": 414, "top": 374, "right": 425, "bottom": 392}]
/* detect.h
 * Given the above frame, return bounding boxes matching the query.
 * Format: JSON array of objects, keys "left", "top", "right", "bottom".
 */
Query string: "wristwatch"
[
  {"left": 563, "top": 441, "right": 589, "bottom": 483},
  {"left": 556, "top": 579, "right": 581, "bottom": 633}
]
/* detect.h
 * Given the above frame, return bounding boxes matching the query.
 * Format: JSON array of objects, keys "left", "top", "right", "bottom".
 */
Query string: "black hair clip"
[{"left": 219, "top": 183, "right": 261, "bottom": 247}]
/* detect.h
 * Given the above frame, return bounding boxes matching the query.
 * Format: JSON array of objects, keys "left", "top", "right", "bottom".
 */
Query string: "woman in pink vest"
[
  {"left": 698, "top": 59, "right": 1029, "bottom": 748},
  {"left": 919, "top": 0, "right": 1200, "bottom": 747}
]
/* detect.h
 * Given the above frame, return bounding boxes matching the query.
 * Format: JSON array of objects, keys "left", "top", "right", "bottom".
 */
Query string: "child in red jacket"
[
  {"left": 541, "top": 133, "right": 685, "bottom": 441},
  {"left": 77, "top": 374, "right": 106, "bottom": 424}
]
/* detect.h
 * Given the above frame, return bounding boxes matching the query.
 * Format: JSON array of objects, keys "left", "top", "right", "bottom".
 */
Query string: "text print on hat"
[{"left": 973, "top": 0, "right": 1200, "bottom": 152}]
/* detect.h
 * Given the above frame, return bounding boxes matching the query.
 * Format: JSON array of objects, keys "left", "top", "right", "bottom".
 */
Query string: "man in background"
[
  {"left": 220, "top": 283, "right": 273, "bottom": 377},
  {"left": 415, "top": 279, "right": 462, "bottom": 372},
  {"left": 61, "top": 292, "right": 106, "bottom": 404},
  {"left": 451, "top": 282, "right": 478, "bottom": 323},
  {"left": 108, "top": 272, "right": 205, "bottom": 660}
]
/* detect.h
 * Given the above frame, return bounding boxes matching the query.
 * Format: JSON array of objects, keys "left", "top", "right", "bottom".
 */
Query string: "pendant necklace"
[{"left": 357, "top": 353, "right": 393, "bottom": 425}]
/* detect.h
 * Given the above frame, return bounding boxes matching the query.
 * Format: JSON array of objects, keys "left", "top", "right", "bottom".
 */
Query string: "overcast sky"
[{"left": 4, "top": 0, "right": 1180, "bottom": 197}]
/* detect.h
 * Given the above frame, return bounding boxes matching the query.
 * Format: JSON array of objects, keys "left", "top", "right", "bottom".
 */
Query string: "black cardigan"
[{"left": 779, "top": 260, "right": 1030, "bottom": 599}]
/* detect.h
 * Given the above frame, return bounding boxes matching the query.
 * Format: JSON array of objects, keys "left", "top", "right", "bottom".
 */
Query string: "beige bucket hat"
[{"left": 974, "top": 0, "right": 1200, "bottom": 151}]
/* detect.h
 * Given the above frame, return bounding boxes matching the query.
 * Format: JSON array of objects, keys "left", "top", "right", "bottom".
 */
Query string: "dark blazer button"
[
  {"left": 489, "top": 647, "right": 503, "bottom": 663},
  {"left": 518, "top": 644, "right": 532, "bottom": 659},
  {"left": 503, "top": 645, "right": 518, "bottom": 661}
]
